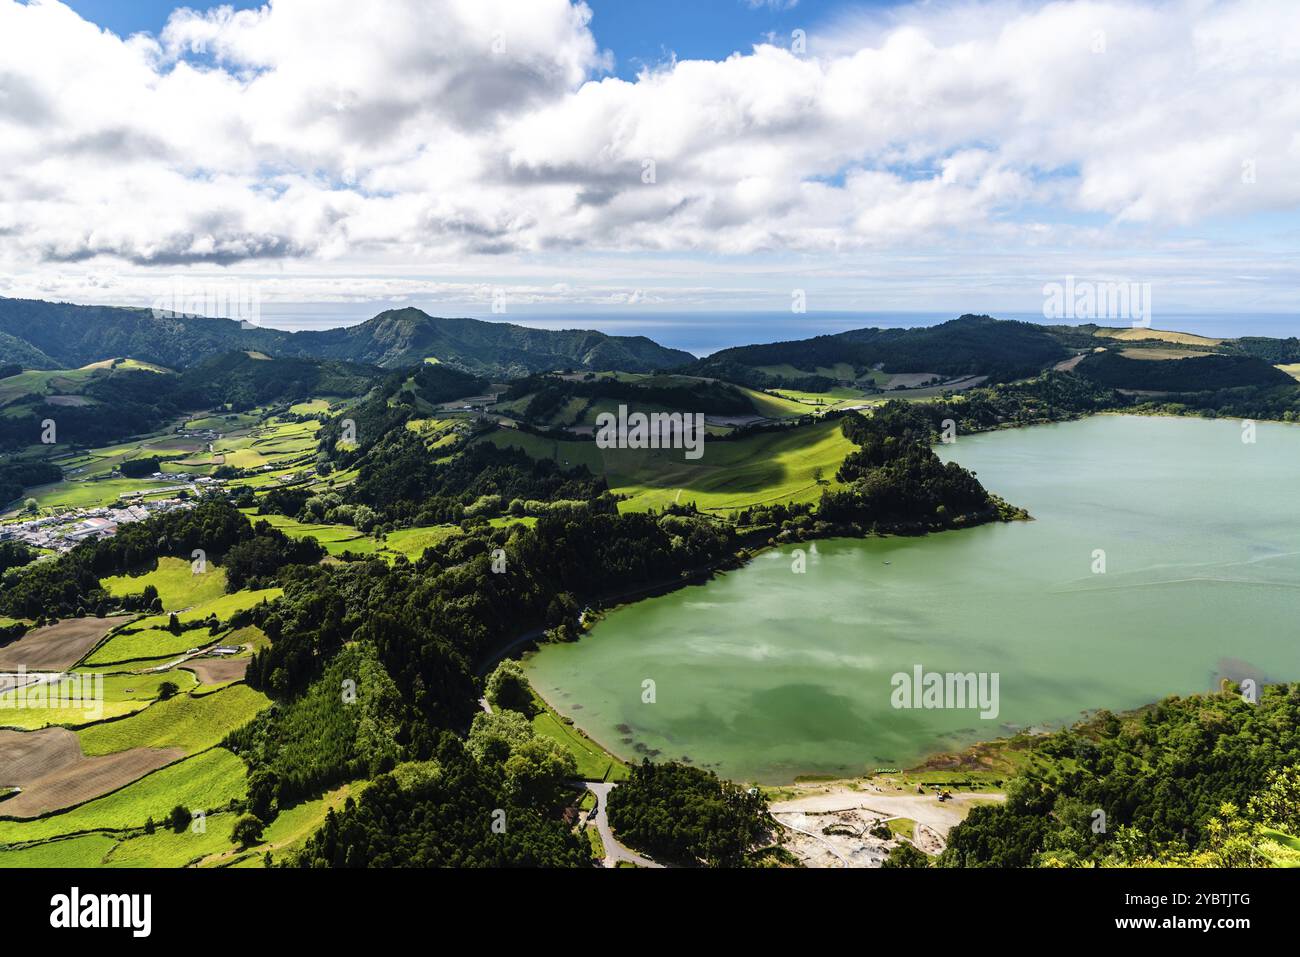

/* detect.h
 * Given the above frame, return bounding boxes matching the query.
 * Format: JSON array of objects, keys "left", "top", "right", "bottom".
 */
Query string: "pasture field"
[
  {"left": 0, "top": 670, "right": 199, "bottom": 729},
  {"left": 0, "top": 368, "right": 100, "bottom": 405},
  {"left": 83, "top": 626, "right": 211, "bottom": 667},
  {"left": 1119, "top": 347, "right": 1214, "bottom": 361},
  {"left": 484, "top": 417, "right": 854, "bottom": 513},
  {"left": 185, "top": 412, "right": 261, "bottom": 431},
  {"left": 734, "top": 386, "right": 810, "bottom": 419},
  {"left": 1094, "top": 327, "right": 1224, "bottom": 347},
  {"left": 771, "top": 385, "right": 870, "bottom": 403},
  {"left": 529, "top": 690, "right": 628, "bottom": 782},
  {"left": 0, "top": 747, "right": 248, "bottom": 846},
  {"left": 370, "top": 518, "right": 534, "bottom": 563},
  {"left": 73, "top": 653, "right": 182, "bottom": 675},
  {"left": 100, "top": 557, "right": 228, "bottom": 610},
  {"left": 241, "top": 510, "right": 368, "bottom": 555},
  {"left": 221, "top": 448, "right": 268, "bottom": 469},
  {"left": 289, "top": 399, "right": 332, "bottom": 415},
  {"left": 77, "top": 683, "right": 270, "bottom": 756},
  {"left": 0, "top": 833, "right": 119, "bottom": 868},
  {"left": 377, "top": 524, "right": 463, "bottom": 561},
  {"left": 0, "top": 759, "right": 351, "bottom": 867},
  {"left": 28, "top": 477, "right": 175, "bottom": 510},
  {"left": 101, "top": 812, "right": 239, "bottom": 867},
  {"left": 128, "top": 588, "right": 283, "bottom": 631},
  {"left": 1276, "top": 363, "right": 1300, "bottom": 381}
]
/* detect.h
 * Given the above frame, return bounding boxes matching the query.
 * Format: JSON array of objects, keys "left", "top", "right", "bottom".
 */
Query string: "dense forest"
[
  {"left": 692, "top": 315, "right": 1068, "bottom": 383},
  {"left": 606, "top": 760, "right": 770, "bottom": 866},
  {"left": 941, "top": 684, "right": 1300, "bottom": 867},
  {"left": 1075, "top": 351, "right": 1293, "bottom": 391}
]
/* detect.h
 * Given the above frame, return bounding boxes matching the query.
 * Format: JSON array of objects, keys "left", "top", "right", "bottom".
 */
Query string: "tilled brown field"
[
  {"left": 0, "top": 726, "right": 182, "bottom": 818},
  {"left": 0, "top": 616, "right": 134, "bottom": 671},
  {"left": 182, "top": 657, "right": 249, "bottom": 685}
]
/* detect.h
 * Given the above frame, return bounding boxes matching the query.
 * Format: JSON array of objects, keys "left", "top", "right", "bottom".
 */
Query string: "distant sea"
[{"left": 255, "top": 305, "right": 1300, "bottom": 358}]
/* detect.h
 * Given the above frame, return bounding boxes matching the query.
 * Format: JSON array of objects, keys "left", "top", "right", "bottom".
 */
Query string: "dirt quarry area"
[
  {"left": 0, "top": 727, "right": 181, "bottom": 818},
  {"left": 770, "top": 784, "right": 1003, "bottom": 868},
  {"left": 0, "top": 616, "right": 134, "bottom": 671}
]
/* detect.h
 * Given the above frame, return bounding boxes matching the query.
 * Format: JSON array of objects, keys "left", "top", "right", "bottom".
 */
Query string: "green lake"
[{"left": 522, "top": 415, "right": 1300, "bottom": 783}]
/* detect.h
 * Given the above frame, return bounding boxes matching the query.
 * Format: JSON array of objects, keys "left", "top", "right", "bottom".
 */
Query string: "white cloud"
[{"left": 0, "top": 0, "right": 1297, "bottom": 313}]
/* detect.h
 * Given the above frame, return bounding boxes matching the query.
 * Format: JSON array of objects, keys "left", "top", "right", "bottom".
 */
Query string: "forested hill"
[
  {"left": 0, "top": 299, "right": 693, "bottom": 378},
  {"left": 689, "top": 315, "right": 1069, "bottom": 384},
  {"left": 283, "top": 308, "right": 695, "bottom": 376},
  {"left": 0, "top": 298, "right": 291, "bottom": 370}
]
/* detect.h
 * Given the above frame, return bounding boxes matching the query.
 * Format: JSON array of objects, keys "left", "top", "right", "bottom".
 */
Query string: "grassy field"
[
  {"left": 377, "top": 524, "right": 463, "bottom": 560},
  {"left": 288, "top": 399, "right": 332, "bottom": 415},
  {"left": 0, "top": 778, "right": 357, "bottom": 867},
  {"left": 529, "top": 689, "right": 628, "bottom": 782},
  {"left": 1118, "top": 347, "right": 1215, "bottom": 360},
  {"left": 101, "top": 813, "right": 239, "bottom": 867},
  {"left": 1276, "top": 363, "right": 1300, "bottom": 382},
  {"left": 0, "top": 747, "right": 249, "bottom": 846},
  {"left": 886, "top": 817, "right": 917, "bottom": 840},
  {"left": 241, "top": 510, "right": 370, "bottom": 555},
  {"left": 735, "top": 386, "right": 811, "bottom": 418},
  {"left": 77, "top": 684, "right": 269, "bottom": 756},
  {"left": 101, "top": 558, "right": 228, "bottom": 610},
  {"left": 0, "top": 670, "right": 199, "bottom": 729},
  {"left": 484, "top": 417, "right": 854, "bottom": 513},
  {"left": 128, "top": 588, "right": 283, "bottom": 631},
  {"left": 83, "top": 625, "right": 215, "bottom": 666},
  {"left": 0, "top": 833, "right": 120, "bottom": 867},
  {"left": 1095, "top": 327, "right": 1225, "bottom": 347},
  {"left": 28, "top": 477, "right": 175, "bottom": 510},
  {"left": 0, "top": 367, "right": 104, "bottom": 405},
  {"left": 76, "top": 686, "right": 269, "bottom": 759}
]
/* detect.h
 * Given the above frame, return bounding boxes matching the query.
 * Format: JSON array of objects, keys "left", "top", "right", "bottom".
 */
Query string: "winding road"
[{"left": 583, "top": 782, "right": 663, "bottom": 869}]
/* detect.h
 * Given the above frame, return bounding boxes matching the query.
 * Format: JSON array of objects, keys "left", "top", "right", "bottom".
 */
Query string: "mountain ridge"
[{"left": 0, "top": 298, "right": 694, "bottom": 378}]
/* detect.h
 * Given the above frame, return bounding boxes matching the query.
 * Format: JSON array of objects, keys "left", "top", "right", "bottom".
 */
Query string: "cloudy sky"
[{"left": 0, "top": 0, "right": 1296, "bottom": 327}]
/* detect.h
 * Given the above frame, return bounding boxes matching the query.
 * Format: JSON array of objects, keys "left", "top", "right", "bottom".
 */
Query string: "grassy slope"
[
  {"left": 0, "top": 670, "right": 199, "bottom": 729},
  {"left": 76, "top": 684, "right": 270, "bottom": 756},
  {"left": 100, "top": 557, "right": 228, "bottom": 610},
  {"left": 484, "top": 417, "right": 854, "bottom": 513},
  {"left": 528, "top": 690, "right": 629, "bottom": 783}
]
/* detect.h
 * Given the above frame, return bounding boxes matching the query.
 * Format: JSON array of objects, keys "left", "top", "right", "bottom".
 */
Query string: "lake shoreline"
[{"left": 522, "top": 413, "right": 1300, "bottom": 784}]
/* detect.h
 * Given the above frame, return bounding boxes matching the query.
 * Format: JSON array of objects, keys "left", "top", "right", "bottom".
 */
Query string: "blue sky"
[
  {"left": 67, "top": 0, "right": 881, "bottom": 77},
  {"left": 6, "top": 0, "right": 1297, "bottom": 323}
]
